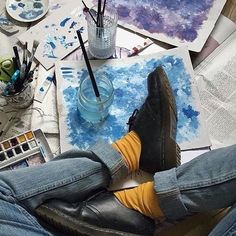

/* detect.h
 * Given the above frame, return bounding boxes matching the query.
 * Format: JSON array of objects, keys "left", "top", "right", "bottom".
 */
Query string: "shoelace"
[{"left": 126, "top": 109, "right": 139, "bottom": 132}]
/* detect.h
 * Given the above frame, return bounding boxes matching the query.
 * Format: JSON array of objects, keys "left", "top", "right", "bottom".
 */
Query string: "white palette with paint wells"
[
  {"left": 6, "top": 0, "right": 49, "bottom": 22},
  {"left": 18, "top": 1, "right": 88, "bottom": 70}
]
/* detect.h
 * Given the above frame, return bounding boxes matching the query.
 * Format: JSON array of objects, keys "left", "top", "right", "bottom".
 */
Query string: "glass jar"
[{"left": 77, "top": 75, "right": 114, "bottom": 123}]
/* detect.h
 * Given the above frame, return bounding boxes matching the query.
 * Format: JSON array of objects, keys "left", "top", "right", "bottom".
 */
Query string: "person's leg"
[
  {"left": 33, "top": 65, "right": 180, "bottom": 236},
  {"left": 0, "top": 146, "right": 124, "bottom": 235},
  {"left": 70, "top": 144, "right": 236, "bottom": 236},
  {"left": 154, "top": 144, "right": 236, "bottom": 220},
  {"left": 209, "top": 203, "right": 236, "bottom": 236}
]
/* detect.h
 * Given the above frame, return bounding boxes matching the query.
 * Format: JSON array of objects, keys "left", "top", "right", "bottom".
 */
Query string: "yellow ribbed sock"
[
  {"left": 112, "top": 131, "right": 141, "bottom": 172},
  {"left": 114, "top": 181, "right": 164, "bottom": 219}
]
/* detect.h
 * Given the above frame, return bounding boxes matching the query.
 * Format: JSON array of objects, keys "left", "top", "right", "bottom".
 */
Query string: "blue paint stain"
[
  {"left": 182, "top": 105, "right": 199, "bottom": 119},
  {"left": 60, "top": 17, "right": 71, "bottom": 27},
  {"left": 18, "top": 3, "right": 25, "bottom": 8},
  {"left": 19, "top": 9, "right": 43, "bottom": 20},
  {"left": 33, "top": 2, "right": 43, "bottom": 9},
  {"left": 49, "top": 41, "right": 56, "bottom": 49},
  {"left": 61, "top": 67, "right": 73, "bottom": 70},
  {"left": 61, "top": 55, "right": 201, "bottom": 150},
  {"left": 46, "top": 76, "right": 54, "bottom": 81},
  {"left": 69, "top": 21, "right": 77, "bottom": 29},
  {"left": 40, "top": 87, "right": 44, "bottom": 92},
  {"left": 62, "top": 71, "right": 73, "bottom": 74},
  {"left": 9, "top": 4, "right": 17, "bottom": 10}
]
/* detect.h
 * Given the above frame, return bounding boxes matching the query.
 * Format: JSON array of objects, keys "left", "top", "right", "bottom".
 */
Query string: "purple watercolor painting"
[{"left": 89, "top": 0, "right": 226, "bottom": 51}]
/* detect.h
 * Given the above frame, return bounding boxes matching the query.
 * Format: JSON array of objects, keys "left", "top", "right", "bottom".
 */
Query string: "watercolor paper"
[
  {"left": 18, "top": 2, "right": 87, "bottom": 70},
  {"left": 88, "top": 0, "right": 226, "bottom": 52},
  {"left": 56, "top": 47, "right": 211, "bottom": 152}
]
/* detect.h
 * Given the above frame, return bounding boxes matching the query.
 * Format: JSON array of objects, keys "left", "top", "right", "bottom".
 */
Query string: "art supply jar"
[
  {"left": 77, "top": 75, "right": 114, "bottom": 123},
  {"left": 3, "top": 84, "right": 34, "bottom": 109},
  {"left": 87, "top": 5, "right": 118, "bottom": 59}
]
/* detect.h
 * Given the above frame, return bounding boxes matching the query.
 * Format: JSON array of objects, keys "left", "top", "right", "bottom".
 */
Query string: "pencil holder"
[
  {"left": 3, "top": 84, "right": 34, "bottom": 109},
  {"left": 87, "top": 5, "right": 118, "bottom": 59},
  {"left": 77, "top": 75, "right": 114, "bottom": 123}
]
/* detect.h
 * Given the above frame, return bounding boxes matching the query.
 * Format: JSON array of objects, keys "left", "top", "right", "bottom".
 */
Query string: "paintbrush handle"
[{"left": 76, "top": 30, "right": 100, "bottom": 98}]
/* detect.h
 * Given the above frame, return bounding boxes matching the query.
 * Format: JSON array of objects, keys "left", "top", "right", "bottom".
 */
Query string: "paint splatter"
[
  {"left": 19, "top": 9, "right": 43, "bottom": 20},
  {"left": 97, "top": 0, "right": 215, "bottom": 42},
  {"left": 60, "top": 17, "right": 71, "bottom": 27},
  {"left": 61, "top": 55, "right": 200, "bottom": 150}
]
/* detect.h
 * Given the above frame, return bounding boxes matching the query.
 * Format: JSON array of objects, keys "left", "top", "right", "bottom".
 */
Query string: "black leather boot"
[
  {"left": 36, "top": 191, "right": 156, "bottom": 236},
  {"left": 127, "top": 66, "right": 181, "bottom": 173}
]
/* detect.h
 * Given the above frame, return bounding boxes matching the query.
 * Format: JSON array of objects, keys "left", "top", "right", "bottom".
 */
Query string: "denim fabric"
[
  {"left": 0, "top": 143, "right": 126, "bottom": 236},
  {"left": 209, "top": 203, "right": 236, "bottom": 236},
  {"left": 90, "top": 140, "right": 129, "bottom": 182},
  {"left": 154, "top": 144, "right": 236, "bottom": 231}
]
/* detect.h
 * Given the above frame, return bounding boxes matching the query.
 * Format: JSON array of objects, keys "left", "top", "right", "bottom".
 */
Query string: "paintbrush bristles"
[{"left": 31, "top": 40, "right": 39, "bottom": 56}]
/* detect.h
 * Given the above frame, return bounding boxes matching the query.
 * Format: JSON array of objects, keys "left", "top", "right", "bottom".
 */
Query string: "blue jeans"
[
  {"left": 0, "top": 142, "right": 236, "bottom": 236},
  {"left": 0, "top": 141, "right": 127, "bottom": 236},
  {"left": 154, "top": 144, "right": 236, "bottom": 235}
]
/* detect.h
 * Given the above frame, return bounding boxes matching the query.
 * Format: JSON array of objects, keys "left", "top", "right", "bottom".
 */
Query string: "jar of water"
[{"left": 77, "top": 75, "right": 114, "bottom": 123}]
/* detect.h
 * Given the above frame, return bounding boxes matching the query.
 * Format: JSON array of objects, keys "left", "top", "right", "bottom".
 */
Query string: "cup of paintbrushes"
[
  {"left": 1, "top": 69, "right": 34, "bottom": 109},
  {"left": 87, "top": 5, "right": 118, "bottom": 59}
]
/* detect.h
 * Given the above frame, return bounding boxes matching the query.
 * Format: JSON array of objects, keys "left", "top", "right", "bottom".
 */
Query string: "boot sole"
[{"left": 36, "top": 204, "right": 143, "bottom": 236}]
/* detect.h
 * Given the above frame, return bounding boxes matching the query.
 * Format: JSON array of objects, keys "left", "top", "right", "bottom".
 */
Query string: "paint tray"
[{"left": 0, "top": 129, "right": 53, "bottom": 170}]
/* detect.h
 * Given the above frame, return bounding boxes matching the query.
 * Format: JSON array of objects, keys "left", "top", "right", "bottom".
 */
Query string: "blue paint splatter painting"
[
  {"left": 57, "top": 48, "right": 210, "bottom": 152},
  {"left": 18, "top": 2, "right": 87, "bottom": 70},
  {"left": 88, "top": 0, "right": 226, "bottom": 52}
]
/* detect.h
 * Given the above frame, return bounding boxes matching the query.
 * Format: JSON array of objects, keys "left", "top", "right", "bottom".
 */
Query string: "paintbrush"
[
  {"left": 22, "top": 42, "right": 28, "bottom": 65},
  {"left": 25, "top": 40, "right": 39, "bottom": 79},
  {"left": 82, "top": 0, "right": 97, "bottom": 24}
]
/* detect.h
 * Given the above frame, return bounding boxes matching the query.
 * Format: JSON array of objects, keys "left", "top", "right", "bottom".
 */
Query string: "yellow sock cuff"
[
  {"left": 112, "top": 131, "right": 141, "bottom": 172},
  {"left": 114, "top": 181, "right": 164, "bottom": 219}
]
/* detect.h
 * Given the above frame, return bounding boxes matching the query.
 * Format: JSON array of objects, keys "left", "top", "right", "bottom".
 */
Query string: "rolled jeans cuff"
[
  {"left": 154, "top": 168, "right": 189, "bottom": 220},
  {"left": 89, "top": 140, "right": 129, "bottom": 182}
]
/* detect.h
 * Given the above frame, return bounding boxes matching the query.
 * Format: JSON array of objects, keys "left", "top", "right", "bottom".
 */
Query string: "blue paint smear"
[
  {"left": 62, "top": 71, "right": 73, "bottom": 74},
  {"left": 61, "top": 55, "right": 201, "bottom": 150},
  {"left": 18, "top": 3, "right": 25, "bottom": 8},
  {"left": 46, "top": 76, "right": 54, "bottom": 81},
  {"left": 9, "top": 4, "right": 17, "bottom": 10},
  {"left": 60, "top": 17, "right": 71, "bottom": 27},
  {"left": 19, "top": 9, "right": 43, "bottom": 20},
  {"left": 94, "top": 0, "right": 215, "bottom": 42},
  {"left": 69, "top": 21, "right": 77, "bottom": 29}
]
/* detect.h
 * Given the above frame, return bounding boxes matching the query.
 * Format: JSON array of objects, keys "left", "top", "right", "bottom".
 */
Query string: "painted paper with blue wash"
[{"left": 57, "top": 48, "right": 210, "bottom": 151}]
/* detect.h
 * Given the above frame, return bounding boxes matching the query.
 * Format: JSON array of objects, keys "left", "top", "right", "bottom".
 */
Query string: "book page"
[{"left": 195, "top": 30, "right": 236, "bottom": 149}]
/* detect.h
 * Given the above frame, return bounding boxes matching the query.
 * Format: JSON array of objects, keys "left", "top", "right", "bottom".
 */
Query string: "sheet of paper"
[
  {"left": 18, "top": 2, "right": 87, "bottom": 70},
  {"left": 192, "top": 14, "right": 236, "bottom": 68},
  {"left": 31, "top": 65, "right": 59, "bottom": 134},
  {"left": 195, "top": 30, "right": 236, "bottom": 149},
  {"left": 0, "top": 97, "right": 33, "bottom": 141},
  {"left": 87, "top": 0, "right": 226, "bottom": 52},
  {"left": 56, "top": 47, "right": 210, "bottom": 152}
]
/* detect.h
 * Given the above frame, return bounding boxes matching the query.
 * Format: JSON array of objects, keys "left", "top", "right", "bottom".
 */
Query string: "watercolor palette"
[
  {"left": 0, "top": 129, "right": 52, "bottom": 170},
  {"left": 6, "top": 0, "right": 49, "bottom": 23}
]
